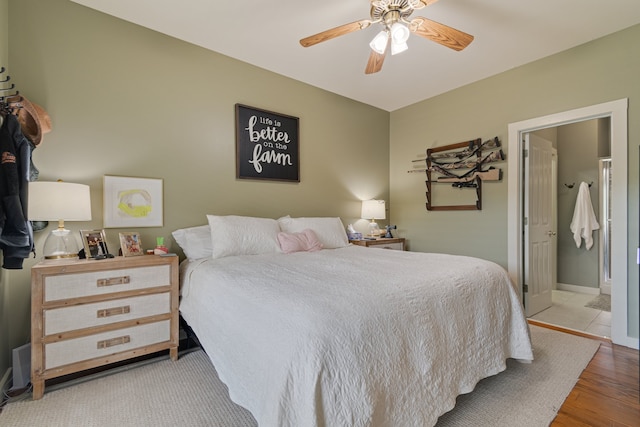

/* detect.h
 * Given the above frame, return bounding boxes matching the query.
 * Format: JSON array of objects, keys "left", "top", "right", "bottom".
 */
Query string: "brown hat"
[{"left": 8, "top": 95, "right": 52, "bottom": 146}]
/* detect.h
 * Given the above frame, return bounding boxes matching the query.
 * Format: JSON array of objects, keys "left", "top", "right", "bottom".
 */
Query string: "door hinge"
[
  {"left": 524, "top": 217, "right": 528, "bottom": 226},
  {"left": 523, "top": 149, "right": 528, "bottom": 158},
  {"left": 523, "top": 284, "right": 529, "bottom": 293}
]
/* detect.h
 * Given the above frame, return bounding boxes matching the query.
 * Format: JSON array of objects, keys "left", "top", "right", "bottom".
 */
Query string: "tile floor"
[{"left": 529, "top": 289, "right": 611, "bottom": 338}]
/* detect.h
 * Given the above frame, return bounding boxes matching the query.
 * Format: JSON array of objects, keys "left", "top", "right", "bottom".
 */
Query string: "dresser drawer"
[
  {"left": 44, "top": 320, "right": 170, "bottom": 369},
  {"left": 44, "top": 293, "right": 170, "bottom": 335},
  {"left": 44, "top": 264, "right": 171, "bottom": 302}
]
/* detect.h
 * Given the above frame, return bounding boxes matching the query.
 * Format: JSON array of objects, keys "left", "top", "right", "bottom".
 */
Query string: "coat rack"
[
  {"left": 0, "top": 66, "right": 22, "bottom": 115},
  {"left": 564, "top": 182, "right": 593, "bottom": 189}
]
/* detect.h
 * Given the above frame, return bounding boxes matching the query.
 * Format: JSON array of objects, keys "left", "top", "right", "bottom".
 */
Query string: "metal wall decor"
[{"left": 412, "top": 137, "right": 504, "bottom": 211}]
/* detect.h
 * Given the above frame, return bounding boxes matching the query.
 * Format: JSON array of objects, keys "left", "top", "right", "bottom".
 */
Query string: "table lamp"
[
  {"left": 361, "top": 199, "right": 386, "bottom": 237},
  {"left": 28, "top": 181, "right": 92, "bottom": 259}
]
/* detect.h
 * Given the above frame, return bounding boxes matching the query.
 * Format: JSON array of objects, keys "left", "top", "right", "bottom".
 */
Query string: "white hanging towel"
[{"left": 569, "top": 181, "right": 600, "bottom": 250}]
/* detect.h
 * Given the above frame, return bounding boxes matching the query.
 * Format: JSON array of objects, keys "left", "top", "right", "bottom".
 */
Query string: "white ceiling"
[{"left": 70, "top": 0, "right": 640, "bottom": 111}]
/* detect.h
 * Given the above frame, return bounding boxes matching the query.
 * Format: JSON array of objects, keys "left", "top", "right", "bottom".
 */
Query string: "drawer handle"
[
  {"left": 97, "top": 305, "right": 131, "bottom": 318},
  {"left": 96, "top": 275, "right": 131, "bottom": 287},
  {"left": 97, "top": 335, "right": 131, "bottom": 349}
]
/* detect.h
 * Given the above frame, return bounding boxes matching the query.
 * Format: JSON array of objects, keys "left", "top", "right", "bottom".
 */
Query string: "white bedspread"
[{"left": 179, "top": 245, "right": 533, "bottom": 427}]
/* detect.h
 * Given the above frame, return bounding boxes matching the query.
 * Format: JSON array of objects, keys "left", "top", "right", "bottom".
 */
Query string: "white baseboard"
[
  {"left": 600, "top": 282, "right": 612, "bottom": 295},
  {"left": 557, "top": 283, "right": 600, "bottom": 295}
]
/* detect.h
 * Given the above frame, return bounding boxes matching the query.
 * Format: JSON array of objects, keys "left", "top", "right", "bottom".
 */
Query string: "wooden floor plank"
[
  {"left": 534, "top": 321, "right": 640, "bottom": 427},
  {"left": 559, "top": 383, "right": 639, "bottom": 426},
  {"left": 577, "top": 370, "right": 640, "bottom": 406},
  {"left": 551, "top": 412, "right": 594, "bottom": 427}
]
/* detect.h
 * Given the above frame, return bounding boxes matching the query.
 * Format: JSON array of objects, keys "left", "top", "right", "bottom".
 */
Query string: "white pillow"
[
  {"left": 207, "top": 215, "right": 281, "bottom": 259},
  {"left": 172, "top": 225, "right": 212, "bottom": 260},
  {"left": 277, "top": 216, "right": 349, "bottom": 249}
]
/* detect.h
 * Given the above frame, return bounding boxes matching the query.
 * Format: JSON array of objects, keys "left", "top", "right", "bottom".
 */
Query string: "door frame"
[{"left": 507, "top": 98, "right": 636, "bottom": 348}]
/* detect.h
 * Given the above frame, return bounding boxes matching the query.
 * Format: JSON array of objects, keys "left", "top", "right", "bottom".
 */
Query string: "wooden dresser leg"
[
  {"left": 170, "top": 346, "right": 178, "bottom": 361},
  {"left": 32, "top": 380, "right": 44, "bottom": 400}
]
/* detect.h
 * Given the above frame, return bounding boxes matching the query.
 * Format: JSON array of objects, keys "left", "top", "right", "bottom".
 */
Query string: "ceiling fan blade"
[
  {"left": 410, "top": 17, "right": 474, "bottom": 51},
  {"left": 365, "top": 49, "right": 386, "bottom": 74},
  {"left": 300, "top": 19, "right": 372, "bottom": 47}
]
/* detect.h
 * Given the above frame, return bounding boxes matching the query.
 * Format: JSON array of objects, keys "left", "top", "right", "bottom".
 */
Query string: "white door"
[{"left": 524, "top": 133, "right": 554, "bottom": 316}]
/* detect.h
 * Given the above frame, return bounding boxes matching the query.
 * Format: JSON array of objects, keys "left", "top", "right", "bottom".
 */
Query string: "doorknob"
[{"left": 547, "top": 231, "right": 557, "bottom": 236}]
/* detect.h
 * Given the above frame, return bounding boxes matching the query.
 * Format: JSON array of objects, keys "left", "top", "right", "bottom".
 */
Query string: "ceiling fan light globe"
[
  {"left": 390, "top": 23, "right": 410, "bottom": 44},
  {"left": 370, "top": 31, "right": 389, "bottom": 54},
  {"left": 391, "top": 41, "right": 408, "bottom": 55}
]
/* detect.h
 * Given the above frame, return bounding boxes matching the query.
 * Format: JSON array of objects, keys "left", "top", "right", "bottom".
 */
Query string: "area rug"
[
  {"left": 0, "top": 325, "right": 599, "bottom": 427},
  {"left": 585, "top": 294, "right": 611, "bottom": 312}
]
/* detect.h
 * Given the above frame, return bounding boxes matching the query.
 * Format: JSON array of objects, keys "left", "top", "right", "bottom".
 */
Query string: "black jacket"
[{"left": 0, "top": 113, "right": 34, "bottom": 268}]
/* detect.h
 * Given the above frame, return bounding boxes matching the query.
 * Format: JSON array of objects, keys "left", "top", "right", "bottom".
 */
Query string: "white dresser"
[{"left": 30, "top": 255, "right": 179, "bottom": 399}]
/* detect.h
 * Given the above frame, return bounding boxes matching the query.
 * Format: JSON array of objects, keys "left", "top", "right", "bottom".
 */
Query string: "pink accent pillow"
[{"left": 277, "top": 229, "right": 323, "bottom": 254}]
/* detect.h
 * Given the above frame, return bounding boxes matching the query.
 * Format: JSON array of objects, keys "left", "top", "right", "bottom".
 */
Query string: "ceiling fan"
[{"left": 299, "top": 0, "right": 474, "bottom": 74}]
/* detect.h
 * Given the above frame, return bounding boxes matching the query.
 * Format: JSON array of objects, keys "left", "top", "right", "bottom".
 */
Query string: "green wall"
[
  {"left": 0, "top": 0, "right": 389, "bottom": 378},
  {"left": 390, "top": 24, "right": 639, "bottom": 339},
  {"left": 0, "top": 0, "right": 6, "bottom": 67}
]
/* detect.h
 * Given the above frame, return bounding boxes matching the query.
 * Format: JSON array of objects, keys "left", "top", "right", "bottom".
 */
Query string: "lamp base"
[
  {"left": 368, "top": 220, "right": 381, "bottom": 238},
  {"left": 44, "top": 253, "right": 80, "bottom": 260},
  {"left": 42, "top": 228, "right": 81, "bottom": 260}
]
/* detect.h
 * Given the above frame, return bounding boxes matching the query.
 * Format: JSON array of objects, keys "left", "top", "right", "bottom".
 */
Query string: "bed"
[{"left": 175, "top": 215, "right": 533, "bottom": 427}]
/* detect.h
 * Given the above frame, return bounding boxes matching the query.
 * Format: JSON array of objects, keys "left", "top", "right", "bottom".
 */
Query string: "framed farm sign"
[{"left": 235, "top": 104, "right": 300, "bottom": 182}]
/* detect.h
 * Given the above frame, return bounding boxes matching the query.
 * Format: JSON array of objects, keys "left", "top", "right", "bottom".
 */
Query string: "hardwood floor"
[{"left": 528, "top": 320, "right": 640, "bottom": 426}]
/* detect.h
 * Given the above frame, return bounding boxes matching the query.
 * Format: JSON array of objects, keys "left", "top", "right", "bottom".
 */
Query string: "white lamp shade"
[
  {"left": 28, "top": 181, "right": 92, "bottom": 221},
  {"left": 369, "top": 30, "right": 389, "bottom": 55},
  {"left": 361, "top": 200, "right": 386, "bottom": 220},
  {"left": 390, "top": 23, "right": 410, "bottom": 44},
  {"left": 391, "top": 41, "right": 408, "bottom": 55},
  {"left": 28, "top": 181, "right": 92, "bottom": 259},
  {"left": 388, "top": 23, "right": 410, "bottom": 55}
]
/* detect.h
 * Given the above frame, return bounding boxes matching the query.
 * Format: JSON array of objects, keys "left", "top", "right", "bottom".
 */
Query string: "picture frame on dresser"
[
  {"left": 80, "top": 229, "right": 109, "bottom": 259},
  {"left": 119, "top": 231, "right": 143, "bottom": 256}
]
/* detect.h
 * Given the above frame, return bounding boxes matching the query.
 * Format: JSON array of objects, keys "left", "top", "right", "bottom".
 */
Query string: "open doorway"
[
  {"left": 526, "top": 119, "right": 611, "bottom": 337},
  {"left": 507, "top": 99, "right": 634, "bottom": 348}
]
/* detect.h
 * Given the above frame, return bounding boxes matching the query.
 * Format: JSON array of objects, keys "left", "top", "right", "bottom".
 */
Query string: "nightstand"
[
  {"left": 30, "top": 255, "right": 179, "bottom": 400},
  {"left": 350, "top": 237, "right": 405, "bottom": 251}
]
